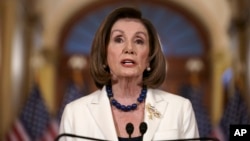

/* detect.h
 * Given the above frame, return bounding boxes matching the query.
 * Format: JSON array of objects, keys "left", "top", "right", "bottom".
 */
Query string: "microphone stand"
[{"left": 54, "top": 133, "right": 109, "bottom": 141}]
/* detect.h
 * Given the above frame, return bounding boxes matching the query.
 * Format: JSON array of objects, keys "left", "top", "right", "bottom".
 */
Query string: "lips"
[{"left": 121, "top": 59, "right": 136, "bottom": 66}]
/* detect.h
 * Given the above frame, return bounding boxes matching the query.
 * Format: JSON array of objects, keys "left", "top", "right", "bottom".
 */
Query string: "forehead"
[{"left": 111, "top": 18, "right": 148, "bottom": 34}]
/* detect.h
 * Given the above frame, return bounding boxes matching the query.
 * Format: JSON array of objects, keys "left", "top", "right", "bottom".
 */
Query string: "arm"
[
  {"left": 181, "top": 99, "right": 200, "bottom": 138},
  {"left": 59, "top": 104, "right": 74, "bottom": 141}
]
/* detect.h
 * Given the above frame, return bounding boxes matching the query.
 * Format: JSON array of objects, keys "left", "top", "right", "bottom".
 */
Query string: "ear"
[
  {"left": 146, "top": 61, "right": 151, "bottom": 71},
  {"left": 146, "top": 59, "right": 150, "bottom": 68}
]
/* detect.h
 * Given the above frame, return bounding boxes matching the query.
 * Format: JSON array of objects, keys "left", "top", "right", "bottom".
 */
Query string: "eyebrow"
[
  {"left": 111, "top": 29, "right": 147, "bottom": 38},
  {"left": 135, "top": 31, "right": 147, "bottom": 38},
  {"left": 110, "top": 29, "right": 124, "bottom": 35}
]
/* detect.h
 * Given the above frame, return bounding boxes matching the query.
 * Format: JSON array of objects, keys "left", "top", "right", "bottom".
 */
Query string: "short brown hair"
[{"left": 90, "top": 7, "right": 166, "bottom": 89}]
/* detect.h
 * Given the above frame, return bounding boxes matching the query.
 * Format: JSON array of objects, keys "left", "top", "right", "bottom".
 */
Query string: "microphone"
[
  {"left": 139, "top": 122, "right": 147, "bottom": 138},
  {"left": 126, "top": 122, "right": 134, "bottom": 139},
  {"left": 54, "top": 133, "right": 110, "bottom": 141}
]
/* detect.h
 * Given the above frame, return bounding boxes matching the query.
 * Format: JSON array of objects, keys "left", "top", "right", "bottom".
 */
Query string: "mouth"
[{"left": 121, "top": 59, "right": 136, "bottom": 66}]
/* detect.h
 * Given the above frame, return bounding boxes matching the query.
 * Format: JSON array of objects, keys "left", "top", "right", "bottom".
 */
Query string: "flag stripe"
[
  {"left": 50, "top": 121, "right": 59, "bottom": 138},
  {"left": 4, "top": 119, "right": 30, "bottom": 141},
  {"left": 4, "top": 84, "right": 59, "bottom": 141},
  {"left": 7, "top": 133, "right": 17, "bottom": 141},
  {"left": 40, "top": 121, "right": 59, "bottom": 141},
  {"left": 14, "top": 119, "right": 30, "bottom": 141}
]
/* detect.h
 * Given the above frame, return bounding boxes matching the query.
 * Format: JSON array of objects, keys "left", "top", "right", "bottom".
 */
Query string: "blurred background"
[{"left": 0, "top": 0, "right": 249, "bottom": 140}]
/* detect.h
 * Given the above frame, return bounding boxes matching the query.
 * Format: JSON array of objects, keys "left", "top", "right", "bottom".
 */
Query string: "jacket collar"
[
  {"left": 88, "top": 86, "right": 118, "bottom": 141},
  {"left": 143, "top": 89, "right": 168, "bottom": 141},
  {"left": 88, "top": 86, "right": 168, "bottom": 141}
]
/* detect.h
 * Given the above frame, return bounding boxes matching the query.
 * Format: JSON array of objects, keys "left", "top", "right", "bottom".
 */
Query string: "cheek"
[
  {"left": 140, "top": 50, "right": 150, "bottom": 66},
  {"left": 107, "top": 53, "right": 113, "bottom": 66},
  {"left": 107, "top": 47, "right": 119, "bottom": 65}
]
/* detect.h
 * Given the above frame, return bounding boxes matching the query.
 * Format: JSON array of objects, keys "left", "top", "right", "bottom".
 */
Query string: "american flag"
[
  {"left": 219, "top": 87, "right": 250, "bottom": 141},
  {"left": 57, "top": 82, "right": 87, "bottom": 123},
  {"left": 179, "top": 84, "right": 213, "bottom": 137},
  {"left": 4, "top": 84, "right": 58, "bottom": 141}
]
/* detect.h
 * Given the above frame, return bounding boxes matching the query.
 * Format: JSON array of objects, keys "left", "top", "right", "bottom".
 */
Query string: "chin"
[{"left": 121, "top": 73, "right": 141, "bottom": 78}]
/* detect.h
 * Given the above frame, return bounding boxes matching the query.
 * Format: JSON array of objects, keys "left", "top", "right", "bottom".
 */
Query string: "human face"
[{"left": 107, "top": 18, "right": 150, "bottom": 80}]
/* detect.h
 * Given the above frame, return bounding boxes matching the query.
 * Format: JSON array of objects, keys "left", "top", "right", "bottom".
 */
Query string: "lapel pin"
[{"left": 146, "top": 103, "right": 162, "bottom": 120}]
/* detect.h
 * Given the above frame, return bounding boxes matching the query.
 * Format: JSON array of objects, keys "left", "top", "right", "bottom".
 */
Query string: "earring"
[
  {"left": 103, "top": 64, "right": 107, "bottom": 69},
  {"left": 147, "top": 67, "right": 151, "bottom": 71}
]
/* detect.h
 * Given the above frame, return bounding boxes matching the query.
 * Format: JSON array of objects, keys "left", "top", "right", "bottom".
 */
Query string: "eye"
[
  {"left": 135, "top": 39, "right": 144, "bottom": 45},
  {"left": 114, "top": 36, "right": 124, "bottom": 43}
]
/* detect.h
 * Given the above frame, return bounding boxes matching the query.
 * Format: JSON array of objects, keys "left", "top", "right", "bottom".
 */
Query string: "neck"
[
  {"left": 112, "top": 81, "right": 142, "bottom": 98},
  {"left": 111, "top": 75, "right": 143, "bottom": 95},
  {"left": 106, "top": 84, "right": 147, "bottom": 112}
]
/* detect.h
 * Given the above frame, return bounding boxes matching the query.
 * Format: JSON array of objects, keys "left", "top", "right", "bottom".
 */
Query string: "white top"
[{"left": 59, "top": 86, "right": 199, "bottom": 141}]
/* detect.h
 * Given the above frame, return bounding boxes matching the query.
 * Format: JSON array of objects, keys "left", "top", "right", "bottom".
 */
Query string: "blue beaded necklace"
[{"left": 106, "top": 85, "right": 147, "bottom": 112}]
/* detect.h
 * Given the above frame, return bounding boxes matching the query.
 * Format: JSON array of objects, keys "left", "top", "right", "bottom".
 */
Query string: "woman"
[{"left": 59, "top": 7, "right": 199, "bottom": 141}]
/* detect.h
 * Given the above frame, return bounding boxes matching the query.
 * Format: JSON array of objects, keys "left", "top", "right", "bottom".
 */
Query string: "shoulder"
[
  {"left": 149, "top": 88, "right": 192, "bottom": 110},
  {"left": 151, "top": 88, "right": 190, "bottom": 103},
  {"left": 149, "top": 89, "right": 195, "bottom": 122},
  {"left": 66, "top": 89, "right": 101, "bottom": 109}
]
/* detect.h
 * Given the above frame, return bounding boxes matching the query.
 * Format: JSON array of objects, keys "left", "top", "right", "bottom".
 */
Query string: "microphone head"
[
  {"left": 139, "top": 122, "right": 147, "bottom": 135},
  {"left": 126, "top": 122, "right": 134, "bottom": 135}
]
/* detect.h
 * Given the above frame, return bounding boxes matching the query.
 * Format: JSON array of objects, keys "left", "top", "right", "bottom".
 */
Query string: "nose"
[
  {"left": 123, "top": 49, "right": 135, "bottom": 54},
  {"left": 122, "top": 42, "right": 136, "bottom": 55}
]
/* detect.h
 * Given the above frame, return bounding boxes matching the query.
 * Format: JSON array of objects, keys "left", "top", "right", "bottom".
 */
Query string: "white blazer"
[{"left": 59, "top": 86, "right": 199, "bottom": 141}]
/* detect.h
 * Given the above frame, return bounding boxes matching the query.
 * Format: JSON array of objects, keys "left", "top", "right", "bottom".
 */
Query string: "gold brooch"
[{"left": 146, "top": 103, "right": 162, "bottom": 120}]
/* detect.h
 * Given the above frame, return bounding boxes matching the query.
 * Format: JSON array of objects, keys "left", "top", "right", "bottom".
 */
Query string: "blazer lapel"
[
  {"left": 87, "top": 87, "right": 168, "bottom": 141},
  {"left": 87, "top": 86, "right": 118, "bottom": 141},
  {"left": 143, "top": 89, "right": 168, "bottom": 141}
]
